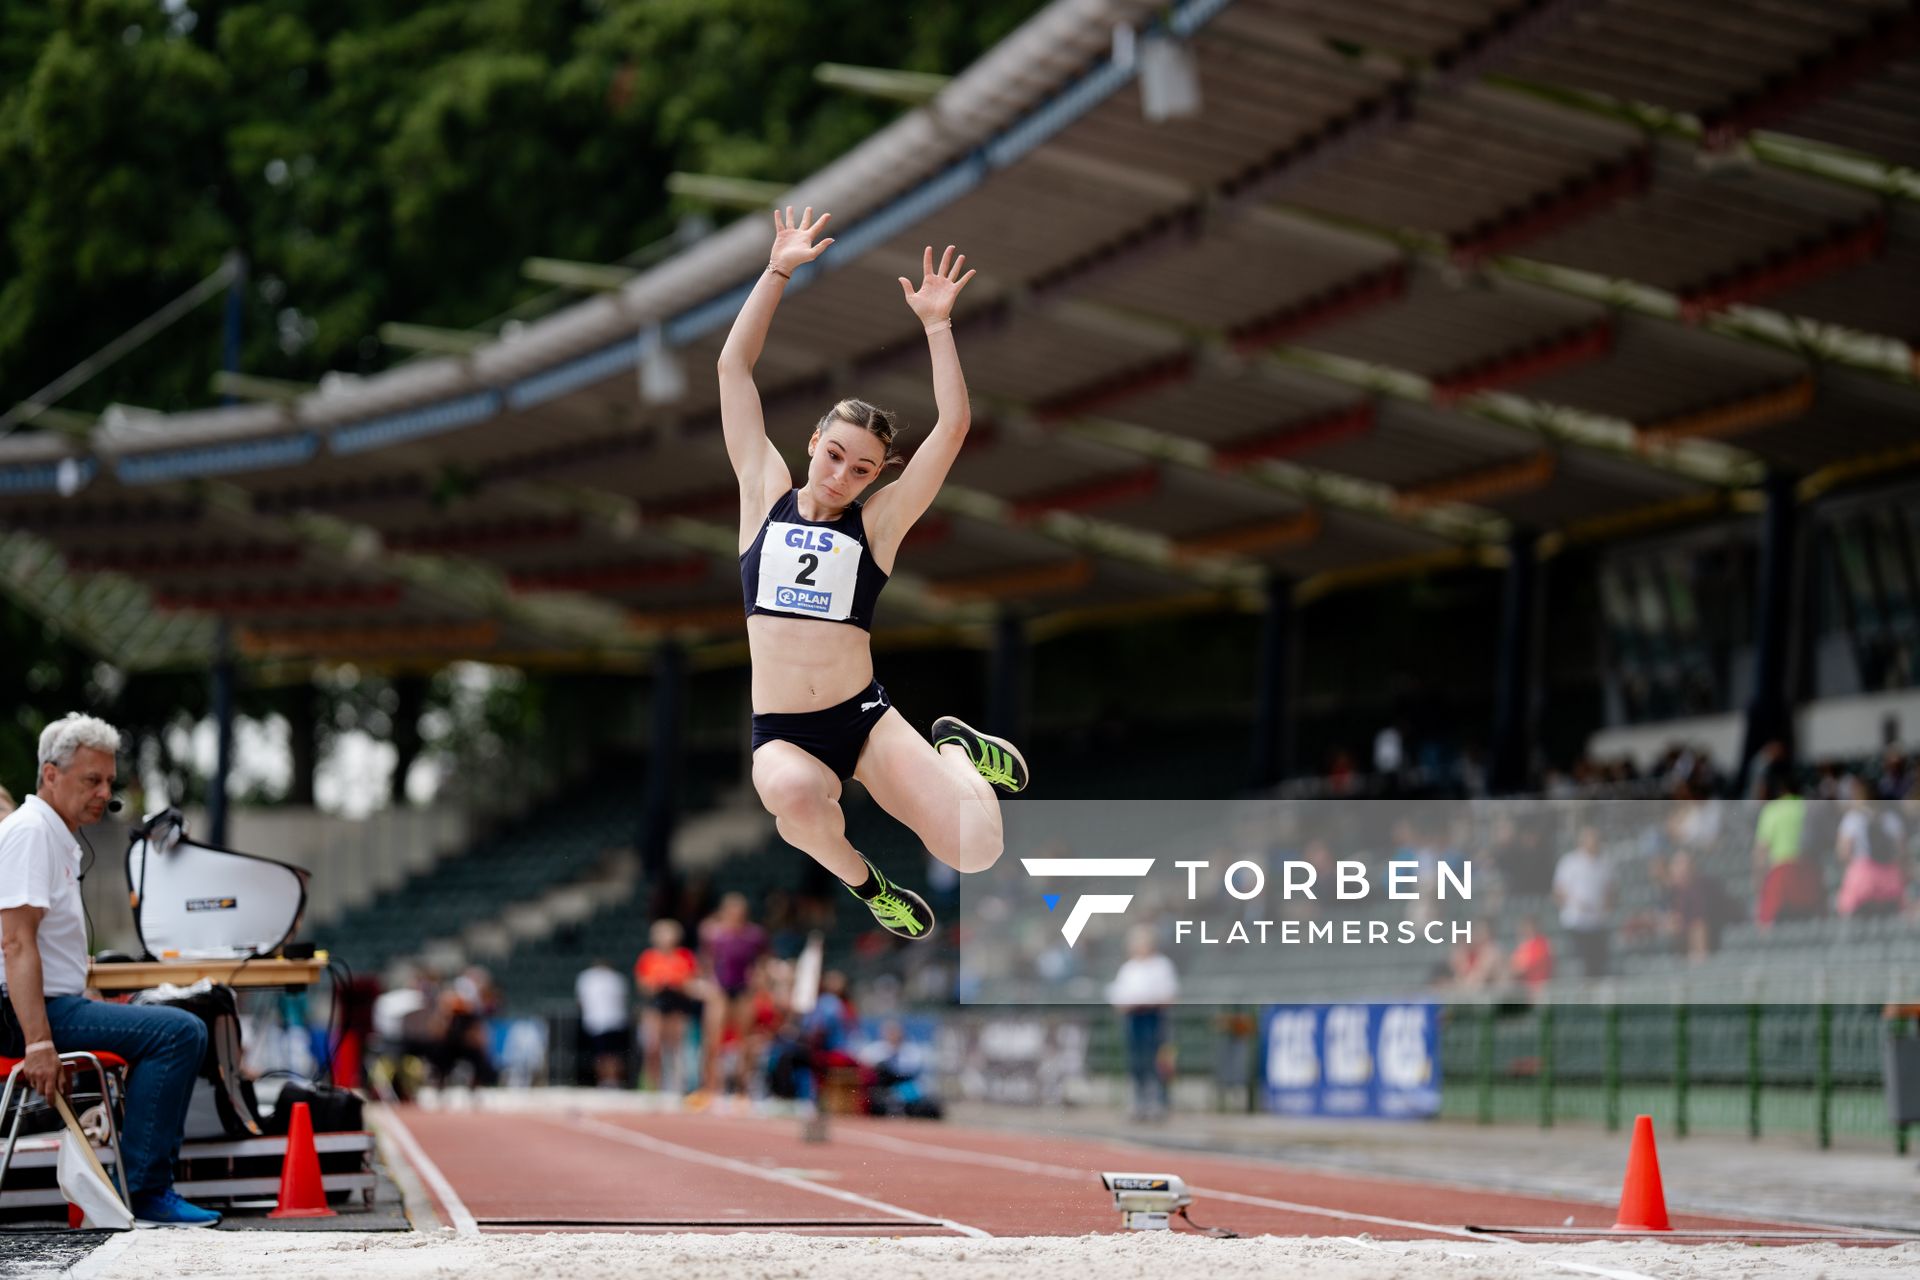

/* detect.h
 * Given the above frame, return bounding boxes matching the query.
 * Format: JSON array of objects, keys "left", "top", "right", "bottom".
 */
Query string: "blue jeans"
[
  {"left": 1124, "top": 1009, "right": 1167, "bottom": 1116},
  {"left": 19, "top": 996, "right": 208, "bottom": 1200}
]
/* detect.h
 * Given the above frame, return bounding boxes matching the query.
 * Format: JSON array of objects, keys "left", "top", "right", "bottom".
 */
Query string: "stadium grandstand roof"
[{"left": 4, "top": 0, "right": 1918, "bottom": 670}]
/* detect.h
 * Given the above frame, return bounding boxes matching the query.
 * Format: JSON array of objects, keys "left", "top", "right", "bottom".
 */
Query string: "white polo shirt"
[{"left": 0, "top": 795, "right": 91, "bottom": 996}]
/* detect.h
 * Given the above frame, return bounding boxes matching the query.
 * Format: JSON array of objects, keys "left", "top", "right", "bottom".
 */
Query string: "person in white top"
[
  {"left": 0, "top": 713, "right": 219, "bottom": 1227},
  {"left": 1552, "top": 825, "right": 1615, "bottom": 979},
  {"left": 1107, "top": 926, "right": 1180, "bottom": 1122},
  {"left": 573, "top": 959, "right": 632, "bottom": 1088}
]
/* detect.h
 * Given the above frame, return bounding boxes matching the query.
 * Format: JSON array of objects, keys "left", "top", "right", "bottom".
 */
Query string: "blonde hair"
[{"left": 815, "top": 398, "right": 905, "bottom": 470}]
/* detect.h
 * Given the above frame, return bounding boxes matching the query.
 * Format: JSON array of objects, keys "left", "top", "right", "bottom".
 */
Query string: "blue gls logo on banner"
[
  {"left": 775, "top": 586, "right": 832, "bottom": 613},
  {"left": 1261, "top": 1004, "right": 1439, "bottom": 1118}
]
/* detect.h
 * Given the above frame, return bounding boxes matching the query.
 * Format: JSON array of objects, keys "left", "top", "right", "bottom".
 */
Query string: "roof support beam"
[
  {"left": 377, "top": 322, "right": 491, "bottom": 356},
  {"left": 665, "top": 173, "right": 788, "bottom": 209},
  {"left": 1174, "top": 511, "right": 1322, "bottom": 560},
  {"left": 1431, "top": 319, "right": 1613, "bottom": 403},
  {"left": 1699, "top": 8, "right": 1920, "bottom": 151},
  {"left": 520, "top": 257, "right": 641, "bottom": 293},
  {"left": 1398, "top": 451, "right": 1556, "bottom": 513},
  {"left": 1450, "top": 149, "right": 1652, "bottom": 268},
  {"left": 1638, "top": 378, "right": 1817, "bottom": 446},
  {"left": 1678, "top": 215, "right": 1886, "bottom": 321},
  {"left": 927, "top": 557, "right": 1093, "bottom": 603},
  {"left": 1213, "top": 403, "right": 1376, "bottom": 469},
  {"left": 1059, "top": 409, "right": 1507, "bottom": 545},
  {"left": 1009, "top": 465, "right": 1161, "bottom": 521},
  {"left": 1484, "top": 73, "right": 1920, "bottom": 202},
  {"left": 210, "top": 371, "right": 313, "bottom": 403},
  {"left": 813, "top": 63, "right": 950, "bottom": 104}
]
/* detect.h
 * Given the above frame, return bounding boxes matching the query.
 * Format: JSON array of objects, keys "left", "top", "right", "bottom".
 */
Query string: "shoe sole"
[{"left": 932, "top": 717, "right": 1029, "bottom": 793}]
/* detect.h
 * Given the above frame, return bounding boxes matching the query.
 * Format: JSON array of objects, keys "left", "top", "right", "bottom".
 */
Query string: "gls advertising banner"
[{"left": 1261, "top": 1004, "right": 1441, "bottom": 1119}]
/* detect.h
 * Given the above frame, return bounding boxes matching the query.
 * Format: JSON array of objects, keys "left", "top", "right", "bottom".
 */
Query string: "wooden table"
[{"left": 88, "top": 953, "right": 328, "bottom": 992}]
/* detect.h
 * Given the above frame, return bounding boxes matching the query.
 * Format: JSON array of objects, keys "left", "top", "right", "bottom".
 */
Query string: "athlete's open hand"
[
  {"left": 771, "top": 206, "right": 834, "bottom": 275},
  {"left": 899, "top": 245, "right": 975, "bottom": 325}
]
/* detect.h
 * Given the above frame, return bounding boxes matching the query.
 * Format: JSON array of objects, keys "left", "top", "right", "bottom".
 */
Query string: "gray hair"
[{"left": 37, "top": 713, "right": 122, "bottom": 772}]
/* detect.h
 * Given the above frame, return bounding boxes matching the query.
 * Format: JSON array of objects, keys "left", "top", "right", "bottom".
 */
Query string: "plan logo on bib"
[
  {"left": 1020, "top": 857, "right": 1155, "bottom": 947},
  {"left": 774, "top": 585, "right": 832, "bottom": 613}
]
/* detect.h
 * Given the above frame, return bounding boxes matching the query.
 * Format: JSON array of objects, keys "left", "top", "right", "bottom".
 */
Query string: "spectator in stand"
[
  {"left": 430, "top": 967, "right": 497, "bottom": 1088},
  {"left": 797, "top": 969, "right": 869, "bottom": 1111},
  {"left": 1661, "top": 849, "right": 1735, "bottom": 961},
  {"left": 1509, "top": 915, "right": 1554, "bottom": 994},
  {"left": 1835, "top": 777, "right": 1908, "bottom": 919},
  {"left": 1667, "top": 780, "right": 1723, "bottom": 855},
  {"left": 1325, "top": 749, "right": 1357, "bottom": 795},
  {"left": 574, "top": 958, "right": 631, "bottom": 1089},
  {"left": 698, "top": 893, "right": 768, "bottom": 1094},
  {"left": 1552, "top": 825, "right": 1614, "bottom": 978},
  {"left": 1877, "top": 746, "right": 1913, "bottom": 800},
  {"left": 858, "top": 1019, "right": 941, "bottom": 1118},
  {"left": 1442, "top": 931, "right": 1500, "bottom": 991},
  {"left": 1373, "top": 720, "right": 1406, "bottom": 789},
  {"left": 635, "top": 919, "right": 703, "bottom": 1092},
  {"left": 1746, "top": 739, "right": 1788, "bottom": 800},
  {"left": 1753, "top": 764, "right": 1822, "bottom": 928},
  {"left": 1107, "top": 925, "right": 1179, "bottom": 1122}
]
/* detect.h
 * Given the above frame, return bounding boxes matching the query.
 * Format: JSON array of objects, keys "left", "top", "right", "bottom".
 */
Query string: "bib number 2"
[{"left": 757, "top": 522, "right": 861, "bottom": 621}]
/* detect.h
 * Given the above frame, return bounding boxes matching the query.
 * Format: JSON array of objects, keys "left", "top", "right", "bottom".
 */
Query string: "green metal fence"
[
  {"left": 1090, "top": 1004, "right": 1907, "bottom": 1151},
  {"left": 1436, "top": 1003, "right": 1902, "bottom": 1150}
]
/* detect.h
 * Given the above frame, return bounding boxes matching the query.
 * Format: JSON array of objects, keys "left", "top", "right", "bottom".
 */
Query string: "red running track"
[{"left": 385, "top": 1105, "right": 1873, "bottom": 1241}]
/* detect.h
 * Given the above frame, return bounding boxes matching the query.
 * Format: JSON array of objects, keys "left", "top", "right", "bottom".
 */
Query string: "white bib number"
[{"left": 757, "top": 521, "right": 862, "bottom": 621}]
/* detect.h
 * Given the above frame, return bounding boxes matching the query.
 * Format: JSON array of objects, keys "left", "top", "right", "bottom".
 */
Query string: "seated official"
[{"left": 0, "top": 713, "right": 218, "bottom": 1228}]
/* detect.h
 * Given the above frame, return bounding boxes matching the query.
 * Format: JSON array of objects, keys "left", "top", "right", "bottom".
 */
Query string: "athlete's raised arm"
[
  {"left": 864, "top": 244, "right": 976, "bottom": 558},
  {"left": 719, "top": 206, "right": 834, "bottom": 539}
]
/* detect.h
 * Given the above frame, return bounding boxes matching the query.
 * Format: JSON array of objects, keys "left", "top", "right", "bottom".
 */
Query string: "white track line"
[
  {"left": 376, "top": 1106, "right": 480, "bottom": 1237},
  {"left": 836, "top": 1125, "right": 1483, "bottom": 1239},
  {"left": 552, "top": 1112, "right": 993, "bottom": 1239},
  {"left": 62, "top": 1228, "right": 140, "bottom": 1280}
]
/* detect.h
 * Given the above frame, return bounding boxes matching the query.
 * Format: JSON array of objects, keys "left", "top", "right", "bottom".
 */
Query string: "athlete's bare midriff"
[{"left": 748, "top": 613, "right": 875, "bottom": 714}]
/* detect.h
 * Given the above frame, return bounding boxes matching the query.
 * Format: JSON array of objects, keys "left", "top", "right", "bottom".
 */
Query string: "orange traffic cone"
[
  {"left": 1612, "top": 1114, "right": 1670, "bottom": 1231},
  {"left": 269, "top": 1101, "right": 336, "bottom": 1219}
]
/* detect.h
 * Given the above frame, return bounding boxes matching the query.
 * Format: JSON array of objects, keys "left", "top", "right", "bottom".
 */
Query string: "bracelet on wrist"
[
  {"left": 24, "top": 1040, "right": 54, "bottom": 1055},
  {"left": 767, "top": 263, "right": 791, "bottom": 281},
  {"left": 924, "top": 318, "right": 952, "bottom": 335}
]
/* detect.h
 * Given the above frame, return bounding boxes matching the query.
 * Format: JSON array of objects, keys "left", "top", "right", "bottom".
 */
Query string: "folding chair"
[{"left": 0, "top": 1050, "right": 132, "bottom": 1207}]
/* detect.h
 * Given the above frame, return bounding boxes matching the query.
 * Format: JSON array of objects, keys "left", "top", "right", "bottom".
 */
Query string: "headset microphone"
[{"left": 107, "top": 798, "right": 123, "bottom": 813}]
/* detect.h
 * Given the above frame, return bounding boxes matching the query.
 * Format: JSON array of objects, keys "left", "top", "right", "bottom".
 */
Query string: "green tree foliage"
[{"left": 0, "top": 0, "right": 1046, "bottom": 418}]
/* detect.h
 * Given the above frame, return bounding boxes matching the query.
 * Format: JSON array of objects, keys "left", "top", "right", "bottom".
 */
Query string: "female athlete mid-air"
[{"left": 719, "top": 205, "right": 1028, "bottom": 939}]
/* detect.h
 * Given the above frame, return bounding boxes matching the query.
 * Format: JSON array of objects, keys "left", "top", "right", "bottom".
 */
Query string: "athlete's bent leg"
[
  {"left": 855, "top": 709, "right": 1004, "bottom": 873},
  {"left": 751, "top": 740, "right": 864, "bottom": 884}
]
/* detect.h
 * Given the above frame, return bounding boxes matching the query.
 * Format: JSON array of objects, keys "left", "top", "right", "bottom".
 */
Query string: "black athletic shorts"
[
  {"left": 652, "top": 988, "right": 702, "bottom": 1018},
  {"left": 751, "top": 679, "right": 892, "bottom": 780}
]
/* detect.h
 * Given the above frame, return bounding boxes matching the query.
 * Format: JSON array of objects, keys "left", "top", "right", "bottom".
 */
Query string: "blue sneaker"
[{"left": 131, "top": 1188, "right": 222, "bottom": 1228}]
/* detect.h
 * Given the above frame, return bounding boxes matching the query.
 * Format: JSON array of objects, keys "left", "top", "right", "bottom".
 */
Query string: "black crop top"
[{"left": 740, "top": 490, "right": 889, "bottom": 631}]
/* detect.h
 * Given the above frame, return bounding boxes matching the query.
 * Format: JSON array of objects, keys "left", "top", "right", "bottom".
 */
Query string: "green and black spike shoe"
[
  {"left": 846, "top": 857, "right": 937, "bottom": 940},
  {"left": 931, "top": 715, "right": 1030, "bottom": 794}
]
